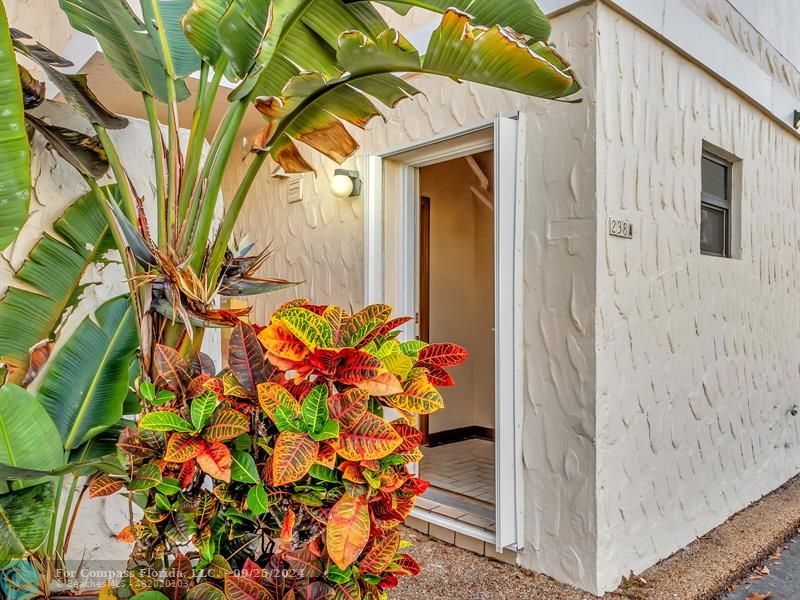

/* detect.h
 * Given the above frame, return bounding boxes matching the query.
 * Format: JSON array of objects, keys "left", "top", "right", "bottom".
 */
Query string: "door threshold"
[{"left": 410, "top": 505, "right": 496, "bottom": 545}]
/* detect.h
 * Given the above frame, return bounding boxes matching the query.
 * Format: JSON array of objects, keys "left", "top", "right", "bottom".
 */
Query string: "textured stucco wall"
[
  {"left": 224, "top": 6, "right": 598, "bottom": 592},
  {"left": 595, "top": 3, "right": 800, "bottom": 592}
]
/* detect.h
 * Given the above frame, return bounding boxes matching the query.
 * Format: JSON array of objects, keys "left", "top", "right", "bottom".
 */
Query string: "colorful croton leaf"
[{"left": 106, "top": 303, "right": 466, "bottom": 597}]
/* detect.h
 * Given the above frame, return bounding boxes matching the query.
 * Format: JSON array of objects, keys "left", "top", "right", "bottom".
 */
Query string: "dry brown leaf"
[{"left": 746, "top": 592, "right": 772, "bottom": 600}]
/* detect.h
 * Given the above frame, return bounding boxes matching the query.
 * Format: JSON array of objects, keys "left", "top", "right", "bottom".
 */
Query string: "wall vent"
[{"left": 287, "top": 175, "right": 303, "bottom": 203}]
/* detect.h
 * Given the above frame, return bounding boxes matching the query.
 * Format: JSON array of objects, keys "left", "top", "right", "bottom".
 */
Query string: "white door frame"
[{"left": 364, "top": 115, "right": 526, "bottom": 550}]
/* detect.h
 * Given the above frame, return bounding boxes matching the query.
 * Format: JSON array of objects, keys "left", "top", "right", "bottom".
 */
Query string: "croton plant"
[{"left": 93, "top": 301, "right": 466, "bottom": 600}]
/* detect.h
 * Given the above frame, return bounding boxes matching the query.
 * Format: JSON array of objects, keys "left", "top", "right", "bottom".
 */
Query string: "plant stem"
[
  {"left": 187, "top": 99, "right": 249, "bottom": 272},
  {"left": 143, "top": 94, "right": 166, "bottom": 250},
  {"left": 206, "top": 151, "right": 267, "bottom": 288},
  {"left": 47, "top": 475, "right": 64, "bottom": 556},
  {"left": 61, "top": 481, "right": 89, "bottom": 557},
  {"left": 178, "top": 56, "right": 228, "bottom": 224},
  {"left": 56, "top": 475, "right": 79, "bottom": 555},
  {"left": 94, "top": 126, "right": 138, "bottom": 227}
]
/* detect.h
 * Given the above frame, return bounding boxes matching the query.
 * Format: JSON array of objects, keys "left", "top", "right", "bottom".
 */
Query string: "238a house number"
[{"left": 608, "top": 217, "right": 634, "bottom": 239}]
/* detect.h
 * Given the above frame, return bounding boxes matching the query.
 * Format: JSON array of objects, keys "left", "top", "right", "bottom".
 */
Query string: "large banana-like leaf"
[
  {"left": 37, "top": 296, "right": 138, "bottom": 450},
  {"left": 0, "top": 186, "right": 119, "bottom": 384},
  {"left": 13, "top": 37, "right": 128, "bottom": 129},
  {"left": 26, "top": 115, "right": 110, "bottom": 178},
  {"left": 142, "top": 0, "right": 201, "bottom": 79},
  {"left": 58, "top": 0, "right": 189, "bottom": 102},
  {"left": 0, "top": 482, "right": 55, "bottom": 565},
  {"left": 255, "top": 9, "right": 579, "bottom": 171},
  {"left": 0, "top": 3, "right": 30, "bottom": 251},
  {"left": 350, "top": 0, "right": 552, "bottom": 43},
  {"left": 0, "top": 385, "right": 64, "bottom": 476},
  {"left": 181, "top": 0, "right": 232, "bottom": 64}
]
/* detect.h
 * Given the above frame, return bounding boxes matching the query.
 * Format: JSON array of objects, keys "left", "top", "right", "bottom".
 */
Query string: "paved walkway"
[{"left": 722, "top": 535, "right": 800, "bottom": 599}]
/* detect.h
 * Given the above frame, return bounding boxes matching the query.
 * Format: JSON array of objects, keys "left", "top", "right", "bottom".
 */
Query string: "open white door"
[{"left": 494, "top": 115, "right": 523, "bottom": 551}]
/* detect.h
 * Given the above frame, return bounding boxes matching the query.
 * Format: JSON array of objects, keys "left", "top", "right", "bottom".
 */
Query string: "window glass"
[
  {"left": 701, "top": 156, "right": 727, "bottom": 201},
  {"left": 700, "top": 204, "right": 726, "bottom": 256}
]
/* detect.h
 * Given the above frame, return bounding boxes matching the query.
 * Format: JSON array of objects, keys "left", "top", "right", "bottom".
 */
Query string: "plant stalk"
[
  {"left": 143, "top": 94, "right": 166, "bottom": 249},
  {"left": 206, "top": 151, "right": 267, "bottom": 288},
  {"left": 94, "top": 126, "right": 138, "bottom": 227},
  {"left": 178, "top": 56, "right": 228, "bottom": 224},
  {"left": 55, "top": 475, "right": 79, "bottom": 554}
]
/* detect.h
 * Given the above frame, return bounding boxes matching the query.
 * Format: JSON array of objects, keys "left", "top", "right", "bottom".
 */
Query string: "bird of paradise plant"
[{"left": 0, "top": 0, "right": 579, "bottom": 596}]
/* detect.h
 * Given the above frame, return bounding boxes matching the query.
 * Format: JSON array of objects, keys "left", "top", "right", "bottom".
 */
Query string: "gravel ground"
[{"left": 391, "top": 475, "right": 800, "bottom": 599}]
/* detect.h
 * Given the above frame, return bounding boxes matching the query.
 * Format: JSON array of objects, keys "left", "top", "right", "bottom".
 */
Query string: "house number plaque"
[{"left": 608, "top": 217, "right": 633, "bottom": 239}]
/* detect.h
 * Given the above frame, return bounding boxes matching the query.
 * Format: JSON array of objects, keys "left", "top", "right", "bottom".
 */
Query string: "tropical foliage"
[
  {"left": 103, "top": 302, "right": 465, "bottom": 599},
  {"left": 0, "top": 0, "right": 578, "bottom": 595}
]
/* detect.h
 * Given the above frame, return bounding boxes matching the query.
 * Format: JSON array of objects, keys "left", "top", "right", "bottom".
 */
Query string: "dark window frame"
[{"left": 700, "top": 150, "right": 732, "bottom": 257}]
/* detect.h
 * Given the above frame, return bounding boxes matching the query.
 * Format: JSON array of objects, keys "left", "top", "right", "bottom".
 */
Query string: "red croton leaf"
[
  {"left": 356, "top": 371, "right": 403, "bottom": 396},
  {"left": 258, "top": 320, "right": 308, "bottom": 362},
  {"left": 392, "top": 423, "right": 423, "bottom": 452},
  {"left": 391, "top": 553, "right": 421, "bottom": 576},
  {"left": 196, "top": 441, "right": 232, "bottom": 483},
  {"left": 188, "top": 374, "right": 212, "bottom": 397},
  {"left": 424, "top": 364, "right": 455, "bottom": 387},
  {"left": 333, "top": 348, "right": 383, "bottom": 384},
  {"left": 273, "top": 432, "right": 319, "bottom": 485},
  {"left": 359, "top": 530, "right": 400, "bottom": 574},
  {"left": 326, "top": 492, "right": 371, "bottom": 570},
  {"left": 377, "top": 316, "right": 413, "bottom": 337},
  {"left": 280, "top": 509, "right": 296, "bottom": 550},
  {"left": 315, "top": 443, "right": 336, "bottom": 469},
  {"left": 88, "top": 474, "right": 125, "bottom": 498},
  {"left": 327, "top": 388, "right": 368, "bottom": 431},
  {"left": 154, "top": 344, "right": 190, "bottom": 391},
  {"left": 224, "top": 575, "right": 274, "bottom": 600},
  {"left": 164, "top": 433, "right": 205, "bottom": 463},
  {"left": 417, "top": 343, "right": 467, "bottom": 367},
  {"left": 241, "top": 557, "right": 264, "bottom": 582},
  {"left": 229, "top": 321, "right": 268, "bottom": 395},
  {"left": 336, "top": 412, "right": 402, "bottom": 461},
  {"left": 178, "top": 460, "right": 196, "bottom": 488}
]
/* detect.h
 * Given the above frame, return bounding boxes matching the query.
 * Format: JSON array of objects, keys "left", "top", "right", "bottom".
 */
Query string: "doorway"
[
  {"left": 365, "top": 116, "right": 524, "bottom": 549},
  {"left": 417, "top": 152, "right": 496, "bottom": 517}
]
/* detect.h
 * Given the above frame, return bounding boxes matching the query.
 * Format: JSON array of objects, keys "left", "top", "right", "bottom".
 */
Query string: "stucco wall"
[
  {"left": 595, "top": 3, "right": 800, "bottom": 592},
  {"left": 225, "top": 6, "right": 599, "bottom": 593}
]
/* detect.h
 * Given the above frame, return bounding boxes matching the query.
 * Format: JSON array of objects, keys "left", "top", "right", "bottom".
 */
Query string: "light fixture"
[
  {"left": 794, "top": 110, "right": 800, "bottom": 130},
  {"left": 331, "top": 168, "right": 361, "bottom": 198}
]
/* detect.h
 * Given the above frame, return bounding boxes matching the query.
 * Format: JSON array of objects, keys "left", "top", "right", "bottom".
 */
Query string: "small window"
[{"left": 700, "top": 151, "right": 732, "bottom": 257}]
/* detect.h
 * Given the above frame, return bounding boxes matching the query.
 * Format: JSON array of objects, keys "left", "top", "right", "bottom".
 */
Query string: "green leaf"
[
  {"left": 153, "top": 389, "right": 176, "bottom": 406},
  {"left": 58, "top": 0, "right": 190, "bottom": 102},
  {"left": 0, "top": 483, "right": 54, "bottom": 564},
  {"left": 302, "top": 385, "right": 329, "bottom": 433},
  {"left": 368, "top": 0, "right": 551, "bottom": 42},
  {"left": 246, "top": 484, "right": 271, "bottom": 515},
  {"left": 128, "top": 463, "right": 163, "bottom": 490},
  {"left": 0, "top": 186, "right": 120, "bottom": 385},
  {"left": 399, "top": 340, "right": 427, "bottom": 356},
  {"left": 229, "top": 450, "right": 259, "bottom": 484},
  {"left": 139, "top": 411, "right": 195, "bottom": 433},
  {"left": 0, "top": 385, "right": 64, "bottom": 476},
  {"left": 38, "top": 296, "right": 138, "bottom": 450},
  {"left": 139, "top": 381, "right": 156, "bottom": 402},
  {"left": 181, "top": 0, "right": 232, "bottom": 64},
  {"left": 142, "top": 0, "right": 200, "bottom": 79},
  {"left": 156, "top": 477, "right": 181, "bottom": 496},
  {"left": 155, "top": 492, "right": 172, "bottom": 511},
  {"left": 275, "top": 405, "right": 305, "bottom": 434},
  {"left": 191, "top": 390, "right": 218, "bottom": 430},
  {"left": 308, "top": 463, "right": 339, "bottom": 483},
  {"left": 0, "top": 2, "right": 30, "bottom": 251},
  {"left": 308, "top": 419, "right": 339, "bottom": 442}
]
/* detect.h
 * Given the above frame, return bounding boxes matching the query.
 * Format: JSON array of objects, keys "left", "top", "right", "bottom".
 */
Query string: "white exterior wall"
[{"left": 595, "top": 2, "right": 800, "bottom": 592}]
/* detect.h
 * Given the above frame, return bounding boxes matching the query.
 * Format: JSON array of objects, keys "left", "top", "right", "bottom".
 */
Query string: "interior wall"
[{"left": 419, "top": 153, "right": 494, "bottom": 435}]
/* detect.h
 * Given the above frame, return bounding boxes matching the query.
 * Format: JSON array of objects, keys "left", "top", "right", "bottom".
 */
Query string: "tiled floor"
[{"left": 420, "top": 438, "right": 495, "bottom": 505}]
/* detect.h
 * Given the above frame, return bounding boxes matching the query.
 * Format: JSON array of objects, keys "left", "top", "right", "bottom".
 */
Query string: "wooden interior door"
[{"left": 418, "top": 196, "right": 430, "bottom": 443}]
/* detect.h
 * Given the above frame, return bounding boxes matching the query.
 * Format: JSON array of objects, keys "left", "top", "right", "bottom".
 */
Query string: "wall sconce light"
[{"left": 331, "top": 169, "right": 361, "bottom": 198}]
